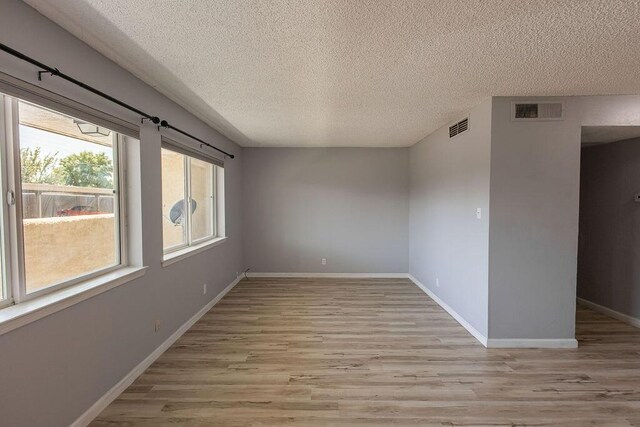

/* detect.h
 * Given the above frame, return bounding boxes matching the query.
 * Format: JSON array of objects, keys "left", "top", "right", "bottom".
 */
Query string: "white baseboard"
[
  {"left": 578, "top": 297, "right": 640, "bottom": 329},
  {"left": 247, "top": 272, "right": 409, "bottom": 279},
  {"left": 70, "top": 275, "right": 243, "bottom": 427},
  {"left": 407, "top": 274, "right": 488, "bottom": 347},
  {"left": 486, "top": 338, "right": 578, "bottom": 348},
  {"left": 407, "top": 275, "right": 578, "bottom": 349}
]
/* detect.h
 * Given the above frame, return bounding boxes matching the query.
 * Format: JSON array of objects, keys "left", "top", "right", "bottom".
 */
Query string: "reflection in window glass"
[
  {"left": 190, "top": 158, "right": 215, "bottom": 242},
  {"left": 161, "top": 148, "right": 187, "bottom": 251},
  {"left": 18, "top": 101, "right": 119, "bottom": 294}
]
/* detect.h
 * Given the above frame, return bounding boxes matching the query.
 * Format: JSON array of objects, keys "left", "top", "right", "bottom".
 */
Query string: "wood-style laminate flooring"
[{"left": 92, "top": 277, "right": 640, "bottom": 426}]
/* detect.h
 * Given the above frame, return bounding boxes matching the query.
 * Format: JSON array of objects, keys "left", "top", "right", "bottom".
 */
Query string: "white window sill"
[
  {"left": 162, "top": 237, "right": 228, "bottom": 267},
  {"left": 0, "top": 266, "right": 147, "bottom": 336}
]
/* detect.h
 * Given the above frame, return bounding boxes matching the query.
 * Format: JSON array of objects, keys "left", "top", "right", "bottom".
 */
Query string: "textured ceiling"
[
  {"left": 582, "top": 126, "right": 640, "bottom": 146},
  {"left": 23, "top": 0, "right": 640, "bottom": 147}
]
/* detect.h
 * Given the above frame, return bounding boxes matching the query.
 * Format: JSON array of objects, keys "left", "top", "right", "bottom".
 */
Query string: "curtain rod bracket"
[
  {"left": 37, "top": 68, "right": 58, "bottom": 81},
  {"left": 141, "top": 116, "right": 160, "bottom": 125}
]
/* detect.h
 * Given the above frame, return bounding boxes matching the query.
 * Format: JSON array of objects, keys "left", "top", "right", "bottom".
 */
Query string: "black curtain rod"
[
  {"left": 0, "top": 43, "right": 159, "bottom": 124},
  {"left": 159, "top": 120, "right": 234, "bottom": 159},
  {"left": 0, "top": 43, "right": 234, "bottom": 160}
]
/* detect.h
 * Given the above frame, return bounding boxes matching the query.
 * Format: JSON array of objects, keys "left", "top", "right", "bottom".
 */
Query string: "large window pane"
[
  {"left": 161, "top": 148, "right": 187, "bottom": 251},
  {"left": 190, "top": 158, "right": 215, "bottom": 242},
  {"left": 18, "top": 101, "right": 119, "bottom": 294}
]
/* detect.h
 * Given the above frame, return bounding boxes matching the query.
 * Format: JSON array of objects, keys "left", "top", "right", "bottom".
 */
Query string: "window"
[
  {"left": 161, "top": 145, "right": 224, "bottom": 257},
  {"left": 0, "top": 92, "right": 129, "bottom": 306}
]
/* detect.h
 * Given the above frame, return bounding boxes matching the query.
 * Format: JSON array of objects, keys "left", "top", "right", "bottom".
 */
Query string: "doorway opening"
[{"left": 576, "top": 126, "right": 640, "bottom": 341}]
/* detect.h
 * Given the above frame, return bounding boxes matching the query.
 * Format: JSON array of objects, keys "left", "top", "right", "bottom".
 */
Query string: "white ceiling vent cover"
[
  {"left": 512, "top": 101, "right": 564, "bottom": 121},
  {"left": 449, "top": 117, "right": 469, "bottom": 138}
]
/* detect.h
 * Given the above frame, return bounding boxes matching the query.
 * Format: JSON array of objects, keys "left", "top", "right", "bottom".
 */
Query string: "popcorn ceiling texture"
[{"left": 23, "top": 0, "right": 640, "bottom": 147}]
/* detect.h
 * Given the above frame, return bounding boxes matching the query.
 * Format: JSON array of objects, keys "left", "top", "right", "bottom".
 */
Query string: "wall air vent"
[
  {"left": 512, "top": 101, "right": 564, "bottom": 121},
  {"left": 449, "top": 117, "right": 469, "bottom": 138}
]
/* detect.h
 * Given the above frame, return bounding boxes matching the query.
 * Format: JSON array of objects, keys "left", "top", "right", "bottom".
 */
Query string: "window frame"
[
  {"left": 188, "top": 156, "right": 217, "bottom": 246},
  {"left": 0, "top": 92, "right": 129, "bottom": 305},
  {"left": 0, "top": 96, "right": 12, "bottom": 309},
  {"left": 161, "top": 149, "right": 189, "bottom": 254},
  {"left": 161, "top": 143, "right": 221, "bottom": 258}
]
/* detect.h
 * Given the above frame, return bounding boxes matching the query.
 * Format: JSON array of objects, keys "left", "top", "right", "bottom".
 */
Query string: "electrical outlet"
[
  {"left": 436, "top": 277, "right": 440, "bottom": 287},
  {"left": 203, "top": 284, "right": 207, "bottom": 295},
  {"left": 154, "top": 319, "right": 161, "bottom": 332},
  {"left": 321, "top": 258, "right": 327, "bottom": 265}
]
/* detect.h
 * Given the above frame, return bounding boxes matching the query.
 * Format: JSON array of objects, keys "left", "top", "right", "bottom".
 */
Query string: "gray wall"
[
  {"left": 0, "top": 1, "right": 243, "bottom": 426},
  {"left": 488, "top": 97, "right": 581, "bottom": 340},
  {"left": 2, "top": 2, "right": 640, "bottom": 424},
  {"left": 243, "top": 148, "right": 409, "bottom": 273},
  {"left": 488, "top": 96, "right": 640, "bottom": 340},
  {"left": 408, "top": 95, "right": 640, "bottom": 342},
  {"left": 408, "top": 100, "right": 492, "bottom": 337},
  {"left": 578, "top": 138, "right": 640, "bottom": 319}
]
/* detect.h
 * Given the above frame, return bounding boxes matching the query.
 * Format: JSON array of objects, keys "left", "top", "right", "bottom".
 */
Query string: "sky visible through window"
[{"left": 19, "top": 125, "right": 112, "bottom": 160}]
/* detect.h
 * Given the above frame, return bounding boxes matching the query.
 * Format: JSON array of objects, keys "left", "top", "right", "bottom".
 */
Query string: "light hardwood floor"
[{"left": 92, "top": 277, "right": 640, "bottom": 426}]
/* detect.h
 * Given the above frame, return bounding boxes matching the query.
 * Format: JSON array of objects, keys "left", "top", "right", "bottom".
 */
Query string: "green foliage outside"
[
  {"left": 20, "top": 147, "right": 113, "bottom": 188},
  {"left": 56, "top": 151, "right": 113, "bottom": 188},
  {"left": 20, "top": 147, "right": 58, "bottom": 184}
]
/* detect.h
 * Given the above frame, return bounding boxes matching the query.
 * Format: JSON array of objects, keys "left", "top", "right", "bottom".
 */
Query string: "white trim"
[
  {"left": 70, "top": 275, "right": 243, "bottom": 427},
  {"left": 20, "top": 262, "right": 124, "bottom": 303},
  {"left": 162, "top": 237, "right": 228, "bottom": 267},
  {"left": 0, "top": 267, "right": 146, "bottom": 336},
  {"left": 486, "top": 338, "right": 578, "bottom": 349},
  {"left": 0, "top": 96, "right": 13, "bottom": 306},
  {"left": 407, "top": 274, "right": 488, "bottom": 347},
  {"left": 577, "top": 297, "right": 640, "bottom": 329},
  {"left": 247, "top": 272, "right": 408, "bottom": 279}
]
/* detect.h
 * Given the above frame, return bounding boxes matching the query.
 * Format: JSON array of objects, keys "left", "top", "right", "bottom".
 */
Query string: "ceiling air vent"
[
  {"left": 512, "top": 101, "right": 564, "bottom": 121},
  {"left": 449, "top": 117, "right": 469, "bottom": 138}
]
